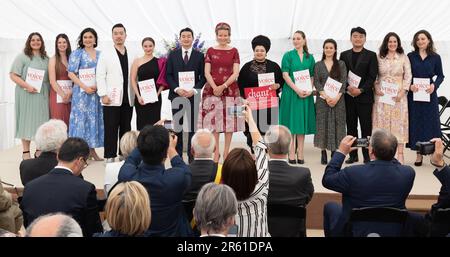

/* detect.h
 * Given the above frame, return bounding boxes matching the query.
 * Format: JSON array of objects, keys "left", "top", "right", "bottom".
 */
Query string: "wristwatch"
[{"left": 430, "top": 159, "right": 446, "bottom": 168}]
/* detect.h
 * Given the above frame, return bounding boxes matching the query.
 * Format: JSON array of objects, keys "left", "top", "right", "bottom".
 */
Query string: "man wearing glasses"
[{"left": 20, "top": 138, "right": 103, "bottom": 237}]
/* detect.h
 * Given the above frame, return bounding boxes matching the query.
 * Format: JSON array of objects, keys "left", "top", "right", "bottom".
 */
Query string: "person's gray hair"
[
  {"left": 370, "top": 129, "right": 398, "bottom": 161},
  {"left": 191, "top": 129, "right": 216, "bottom": 158},
  {"left": 26, "top": 213, "right": 83, "bottom": 237},
  {"left": 265, "top": 125, "right": 292, "bottom": 155},
  {"left": 119, "top": 131, "right": 139, "bottom": 159},
  {"left": 35, "top": 119, "right": 68, "bottom": 152},
  {"left": 194, "top": 183, "right": 237, "bottom": 233}
]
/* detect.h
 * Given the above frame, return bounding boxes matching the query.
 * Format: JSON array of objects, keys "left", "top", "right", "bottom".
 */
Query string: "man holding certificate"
[
  {"left": 373, "top": 32, "right": 412, "bottom": 164},
  {"left": 97, "top": 24, "right": 135, "bottom": 163},
  {"left": 339, "top": 27, "right": 378, "bottom": 163},
  {"left": 238, "top": 35, "right": 283, "bottom": 153},
  {"left": 166, "top": 28, "right": 206, "bottom": 163}
]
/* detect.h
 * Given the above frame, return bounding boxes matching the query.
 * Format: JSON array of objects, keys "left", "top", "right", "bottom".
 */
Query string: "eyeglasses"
[{"left": 81, "top": 157, "right": 89, "bottom": 169}]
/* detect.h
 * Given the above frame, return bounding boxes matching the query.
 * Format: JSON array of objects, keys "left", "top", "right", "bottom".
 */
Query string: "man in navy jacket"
[
  {"left": 166, "top": 27, "right": 206, "bottom": 163},
  {"left": 322, "top": 129, "right": 415, "bottom": 236}
]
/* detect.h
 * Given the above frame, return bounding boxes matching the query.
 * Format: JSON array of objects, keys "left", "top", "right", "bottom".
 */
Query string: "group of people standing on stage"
[{"left": 10, "top": 23, "right": 444, "bottom": 166}]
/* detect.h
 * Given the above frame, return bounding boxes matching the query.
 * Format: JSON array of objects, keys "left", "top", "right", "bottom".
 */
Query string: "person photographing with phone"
[{"left": 322, "top": 129, "right": 416, "bottom": 236}]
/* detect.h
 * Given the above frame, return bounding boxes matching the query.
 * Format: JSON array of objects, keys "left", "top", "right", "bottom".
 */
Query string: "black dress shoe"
[
  {"left": 297, "top": 159, "right": 305, "bottom": 165},
  {"left": 363, "top": 158, "right": 370, "bottom": 163},
  {"left": 414, "top": 160, "right": 423, "bottom": 166},
  {"left": 288, "top": 159, "right": 296, "bottom": 164},
  {"left": 345, "top": 157, "right": 359, "bottom": 164},
  {"left": 321, "top": 150, "right": 328, "bottom": 165}
]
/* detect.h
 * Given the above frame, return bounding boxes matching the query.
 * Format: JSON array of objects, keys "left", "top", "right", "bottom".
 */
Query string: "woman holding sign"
[
  {"left": 407, "top": 30, "right": 444, "bottom": 166},
  {"left": 130, "top": 37, "right": 167, "bottom": 130},
  {"left": 68, "top": 28, "right": 104, "bottom": 161},
  {"left": 313, "top": 39, "right": 347, "bottom": 165},
  {"left": 10, "top": 32, "right": 50, "bottom": 160},
  {"left": 279, "top": 31, "right": 316, "bottom": 164},
  {"left": 48, "top": 34, "right": 72, "bottom": 127},
  {"left": 238, "top": 35, "right": 283, "bottom": 153},
  {"left": 373, "top": 32, "right": 411, "bottom": 164}
]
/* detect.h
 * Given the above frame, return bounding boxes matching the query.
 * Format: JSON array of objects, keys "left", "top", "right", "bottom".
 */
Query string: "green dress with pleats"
[
  {"left": 279, "top": 49, "right": 316, "bottom": 134},
  {"left": 10, "top": 53, "right": 49, "bottom": 140}
]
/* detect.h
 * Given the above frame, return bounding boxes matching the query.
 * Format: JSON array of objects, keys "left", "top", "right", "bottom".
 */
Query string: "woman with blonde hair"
[{"left": 94, "top": 181, "right": 151, "bottom": 237}]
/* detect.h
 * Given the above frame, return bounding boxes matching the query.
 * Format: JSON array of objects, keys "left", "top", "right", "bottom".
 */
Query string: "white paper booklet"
[
  {"left": 178, "top": 71, "right": 195, "bottom": 90},
  {"left": 258, "top": 72, "right": 275, "bottom": 87},
  {"left": 413, "top": 78, "right": 430, "bottom": 102},
  {"left": 56, "top": 80, "right": 73, "bottom": 103},
  {"left": 26, "top": 67, "right": 45, "bottom": 93},
  {"left": 379, "top": 81, "right": 399, "bottom": 106},
  {"left": 138, "top": 78, "right": 158, "bottom": 104},
  {"left": 79, "top": 67, "right": 96, "bottom": 93},
  {"left": 323, "top": 77, "right": 342, "bottom": 99},
  {"left": 293, "top": 70, "right": 312, "bottom": 92}
]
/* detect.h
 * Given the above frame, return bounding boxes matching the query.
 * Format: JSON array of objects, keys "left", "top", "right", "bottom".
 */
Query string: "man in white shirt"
[{"left": 97, "top": 23, "right": 135, "bottom": 163}]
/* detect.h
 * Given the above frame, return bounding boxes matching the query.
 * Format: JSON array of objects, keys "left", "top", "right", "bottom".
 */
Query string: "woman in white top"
[
  {"left": 221, "top": 103, "right": 270, "bottom": 237},
  {"left": 104, "top": 130, "right": 139, "bottom": 195}
]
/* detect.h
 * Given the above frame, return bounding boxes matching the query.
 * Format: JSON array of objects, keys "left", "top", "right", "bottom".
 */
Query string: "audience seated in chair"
[
  {"left": 94, "top": 181, "right": 151, "bottom": 237},
  {"left": 322, "top": 129, "right": 420, "bottom": 237},
  {"left": 221, "top": 104, "right": 270, "bottom": 237},
  {"left": 118, "top": 125, "right": 193, "bottom": 237},
  {"left": 265, "top": 125, "right": 314, "bottom": 236},
  {"left": 104, "top": 131, "right": 139, "bottom": 195},
  {"left": 183, "top": 129, "right": 218, "bottom": 223},
  {"left": 25, "top": 213, "right": 83, "bottom": 237},
  {"left": 20, "top": 138, "right": 103, "bottom": 237},
  {"left": 0, "top": 180, "right": 23, "bottom": 234},
  {"left": 267, "top": 203, "right": 307, "bottom": 237},
  {"left": 194, "top": 183, "right": 237, "bottom": 237},
  {"left": 19, "top": 119, "right": 67, "bottom": 186}
]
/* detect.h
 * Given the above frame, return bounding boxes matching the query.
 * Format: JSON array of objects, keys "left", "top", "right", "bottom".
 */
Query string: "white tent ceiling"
[
  {"left": 1, "top": 0, "right": 450, "bottom": 41},
  {"left": 0, "top": 0, "right": 449, "bottom": 149}
]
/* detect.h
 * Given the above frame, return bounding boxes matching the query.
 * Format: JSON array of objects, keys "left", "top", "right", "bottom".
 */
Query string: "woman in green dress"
[
  {"left": 9, "top": 32, "right": 50, "bottom": 160},
  {"left": 279, "top": 31, "right": 316, "bottom": 164}
]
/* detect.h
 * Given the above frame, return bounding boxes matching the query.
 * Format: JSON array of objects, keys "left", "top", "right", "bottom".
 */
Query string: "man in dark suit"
[
  {"left": 339, "top": 27, "right": 378, "bottom": 163},
  {"left": 20, "top": 138, "right": 103, "bottom": 237},
  {"left": 322, "top": 129, "right": 415, "bottom": 236},
  {"left": 166, "top": 27, "right": 206, "bottom": 163},
  {"left": 429, "top": 138, "right": 450, "bottom": 212},
  {"left": 266, "top": 125, "right": 314, "bottom": 207},
  {"left": 118, "top": 125, "right": 193, "bottom": 237},
  {"left": 20, "top": 119, "right": 67, "bottom": 186}
]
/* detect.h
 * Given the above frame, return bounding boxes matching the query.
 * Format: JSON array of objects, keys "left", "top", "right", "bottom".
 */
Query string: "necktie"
[{"left": 184, "top": 51, "right": 189, "bottom": 64}]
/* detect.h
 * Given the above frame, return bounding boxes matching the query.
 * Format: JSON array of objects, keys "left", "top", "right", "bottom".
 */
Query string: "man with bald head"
[
  {"left": 183, "top": 129, "right": 218, "bottom": 222},
  {"left": 26, "top": 213, "right": 83, "bottom": 237}
]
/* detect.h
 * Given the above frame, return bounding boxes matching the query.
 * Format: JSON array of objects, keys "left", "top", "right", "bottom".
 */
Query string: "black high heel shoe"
[
  {"left": 288, "top": 159, "right": 296, "bottom": 165},
  {"left": 414, "top": 155, "right": 423, "bottom": 166},
  {"left": 321, "top": 150, "right": 328, "bottom": 165}
]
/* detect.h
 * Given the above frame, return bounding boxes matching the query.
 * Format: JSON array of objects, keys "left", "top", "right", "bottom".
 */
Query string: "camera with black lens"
[
  {"left": 351, "top": 137, "right": 370, "bottom": 147},
  {"left": 415, "top": 141, "right": 435, "bottom": 155}
]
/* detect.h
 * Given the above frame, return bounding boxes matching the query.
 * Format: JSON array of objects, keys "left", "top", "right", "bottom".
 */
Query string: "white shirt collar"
[
  {"left": 55, "top": 165, "right": 74, "bottom": 174},
  {"left": 200, "top": 234, "right": 226, "bottom": 237},
  {"left": 269, "top": 157, "right": 288, "bottom": 162},
  {"left": 181, "top": 47, "right": 193, "bottom": 58},
  {"left": 194, "top": 157, "right": 214, "bottom": 161}
]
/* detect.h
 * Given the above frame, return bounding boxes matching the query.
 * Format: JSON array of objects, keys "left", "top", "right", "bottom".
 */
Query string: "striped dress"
[{"left": 235, "top": 140, "right": 270, "bottom": 237}]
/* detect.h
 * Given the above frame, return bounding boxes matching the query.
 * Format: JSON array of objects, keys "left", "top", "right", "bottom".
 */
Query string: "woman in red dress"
[
  {"left": 198, "top": 23, "right": 243, "bottom": 163},
  {"left": 48, "top": 34, "right": 72, "bottom": 127}
]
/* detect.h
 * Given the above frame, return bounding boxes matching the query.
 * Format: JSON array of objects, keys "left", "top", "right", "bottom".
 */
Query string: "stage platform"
[{"left": 0, "top": 141, "right": 445, "bottom": 230}]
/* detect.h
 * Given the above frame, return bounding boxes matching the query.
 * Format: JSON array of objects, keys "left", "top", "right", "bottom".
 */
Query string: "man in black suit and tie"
[
  {"left": 266, "top": 125, "right": 314, "bottom": 207},
  {"left": 339, "top": 27, "right": 378, "bottom": 163},
  {"left": 166, "top": 27, "right": 206, "bottom": 163},
  {"left": 20, "top": 138, "right": 103, "bottom": 237}
]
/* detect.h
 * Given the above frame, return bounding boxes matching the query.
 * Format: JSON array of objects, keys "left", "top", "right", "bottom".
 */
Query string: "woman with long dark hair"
[
  {"left": 373, "top": 32, "right": 411, "bottom": 164},
  {"left": 10, "top": 32, "right": 49, "bottom": 160},
  {"left": 67, "top": 28, "right": 104, "bottom": 161},
  {"left": 48, "top": 34, "right": 72, "bottom": 127},
  {"left": 407, "top": 30, "right": 444, "bottom": 166},
  {"left": 313, "top": 39, "right": 347, "bottom": 164}
]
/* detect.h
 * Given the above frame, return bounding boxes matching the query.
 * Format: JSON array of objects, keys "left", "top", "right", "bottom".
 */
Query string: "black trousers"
[
  {"left": 172, "top": 95, "right": 199, "bottom": 163},
  {"left": 103, "top": 103, "right": 133, "bottom": 158},
  {"left": 345, "top": 96, "right": 372, "bottom": 160}
]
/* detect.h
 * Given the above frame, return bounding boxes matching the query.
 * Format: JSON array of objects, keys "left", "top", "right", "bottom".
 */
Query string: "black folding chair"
[
  {"left": 267, "top": 203, "right": 306, "bottom": 237},
  {"left": 439, "top": 96, "right": 450, "bottom": 156},
  {"left": 345, "top": 207, "right": 408, "bottom": 237},
  {"left": 429, "top": 208, "right": 450, "bottom": 237}
]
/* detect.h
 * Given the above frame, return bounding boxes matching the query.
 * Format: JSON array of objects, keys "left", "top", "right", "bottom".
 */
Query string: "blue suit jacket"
[
  {"left": 322, "top": 152, "right": 415, "bottom": 235},
  {"left": 165, "top": 48, "right": 206, "bottom": 101},
  {"left": 118, "top": 148, "right": 192, "bottom": 237},
  {"left": 432, "top": 165, "right": 450, "bottom": 212}
]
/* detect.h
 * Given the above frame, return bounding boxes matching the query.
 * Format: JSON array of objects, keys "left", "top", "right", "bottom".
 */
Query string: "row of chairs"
[
  {"left": 183, "top": 200, "right": 450, "bottom": 237},
  {"left": 438, "top": 96, "right": 450, "bottom": 156}
]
